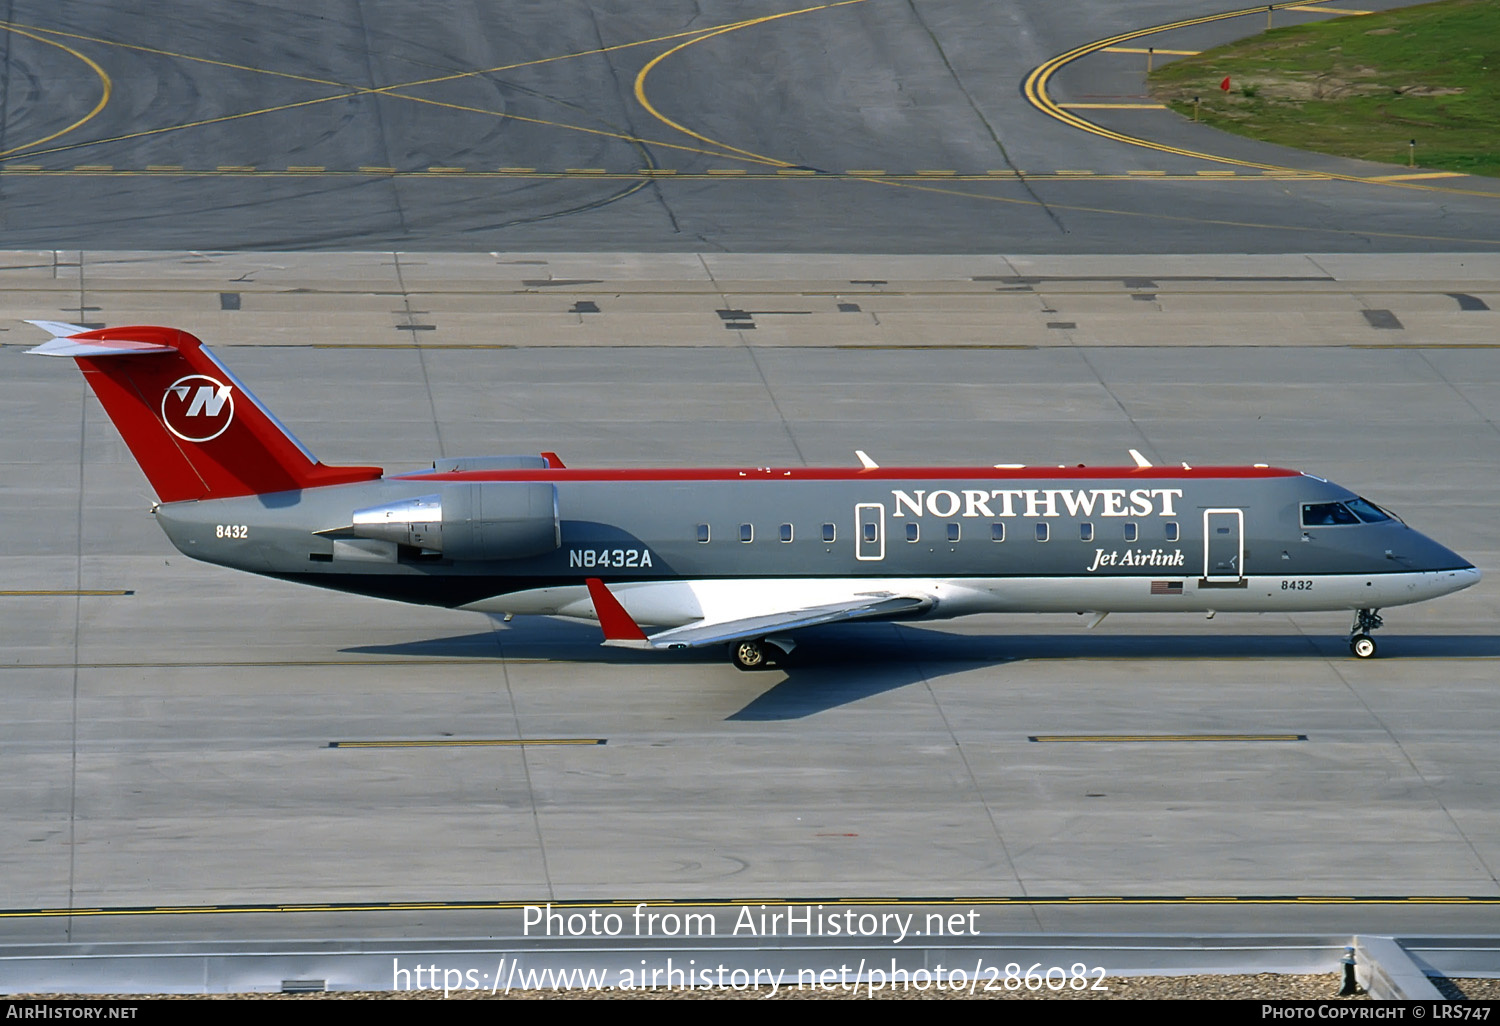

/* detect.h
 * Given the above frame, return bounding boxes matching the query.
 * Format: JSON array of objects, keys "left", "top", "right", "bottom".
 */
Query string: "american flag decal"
[{"left": 1151, "top": 580, "right": 1184, "bottom": 595}]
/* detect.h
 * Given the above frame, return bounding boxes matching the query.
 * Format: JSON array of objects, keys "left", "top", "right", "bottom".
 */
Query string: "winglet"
[
  {"left": 540, "top": 451, "right": 566, "bottom": 468},
  {"left": 585, "top": 578, "right": 651, "bottom": 648}
]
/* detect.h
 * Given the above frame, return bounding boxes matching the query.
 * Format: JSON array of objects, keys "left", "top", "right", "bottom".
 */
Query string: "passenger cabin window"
[
  {"left": 947, "top": 523, "right": 960, "bottom": 543},
  {"left": 696, "top": 523, "right": 710, "bottom": 543},
  {"left": 779, "top": 523, "right": 793, "bottom": 543},
  {"left": 991, "top": 523, "right": 1005, "bottom": 542},
  {"left": 1123, "top": 522, "right": 1138, "bottom": 542},
  {"left": 739, "top": 524, "right": 753, "bottom": 543},
  {"left": 905, "top": 523, "right": 919, "bottom": 543},
  {"left": 1079, "top": 522, "right": 1094, "bottom": 542},
  {"left": 1164, "top": 522, "right": 1179, "bottom": 542},
  {"left": 1035, "top": 523, "right": 1049, "bottom": 542},
  {"left": 822, "top": 523, "right": 836, "bottom": 543}
]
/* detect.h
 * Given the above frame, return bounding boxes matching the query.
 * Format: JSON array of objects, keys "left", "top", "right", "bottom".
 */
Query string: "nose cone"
[
  {"left": 1402, "top": 528, "right": 1476, "bottom": 573},
  {"left": 1445, "top": 565, "right": 1482, "bottom": 596},
  {"left": 1409, "top": 532, "right": 1480, "bottom": 597},
  {"left": 1381, "top": 526, "right": 1481, "bottom": 600}
]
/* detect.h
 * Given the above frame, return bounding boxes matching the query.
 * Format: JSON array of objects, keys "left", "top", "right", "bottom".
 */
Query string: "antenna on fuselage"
[
  {"left": 1128, "top": 449, "right": 1152, "bottom": 468},
  {"left": 855, "top": 450, "right": 879, "bottom": 469}
]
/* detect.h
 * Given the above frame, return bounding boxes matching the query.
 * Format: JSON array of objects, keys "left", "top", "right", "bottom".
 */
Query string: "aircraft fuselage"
[{"left": 153, "top": 465, "right": 1476, "bottom": 627}]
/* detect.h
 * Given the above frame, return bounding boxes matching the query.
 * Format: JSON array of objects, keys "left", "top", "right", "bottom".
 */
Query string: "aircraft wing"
[{"left": 585, "top": 579, "right": 932, "bottom": 650}]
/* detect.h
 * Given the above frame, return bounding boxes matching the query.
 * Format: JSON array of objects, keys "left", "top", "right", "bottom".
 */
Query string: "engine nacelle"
[
  {"left": 350, "top": 482, "right": 559, "bottom": 560},
  {"left": 445, "top": 481, "right": 560, "bottom": 560}
]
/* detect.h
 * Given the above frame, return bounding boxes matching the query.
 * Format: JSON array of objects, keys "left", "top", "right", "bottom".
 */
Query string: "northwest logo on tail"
[{"left": 161, "top": 374, "right": 234, "bottom": 442}]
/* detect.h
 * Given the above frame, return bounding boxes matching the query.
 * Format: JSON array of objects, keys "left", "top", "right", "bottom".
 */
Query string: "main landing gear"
[
  {"left": 728, "top": 638, "right": 789, "bottom": 671},
  {"left": 1349, "top": 608, "right": 1384, "bottom": 659}
]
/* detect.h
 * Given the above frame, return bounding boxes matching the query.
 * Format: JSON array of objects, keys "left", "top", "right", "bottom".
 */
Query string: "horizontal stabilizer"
[
  {"left": 28, "top": 335, "right": 175, "bottom": 357},
  {"left": 27, "top": 319, "right": 179, "bottom": 357},
  {"left": 27, "top": 319, "right": 94, "bottom": 337}
]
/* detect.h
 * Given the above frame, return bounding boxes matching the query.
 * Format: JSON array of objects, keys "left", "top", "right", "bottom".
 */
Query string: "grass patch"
[{"left": 1147, "top": 0, "right": 1500, "bottom": 176}]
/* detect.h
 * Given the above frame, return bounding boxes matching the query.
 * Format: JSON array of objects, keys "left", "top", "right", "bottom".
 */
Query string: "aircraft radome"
[{"left": 29, "top": 322, "right": 1479, "bottom": 669}]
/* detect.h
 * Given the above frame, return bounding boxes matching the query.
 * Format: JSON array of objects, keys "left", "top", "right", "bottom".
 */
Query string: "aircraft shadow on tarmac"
[{"left": 342, "top": 624, "right": 1500, "bottom": 721}]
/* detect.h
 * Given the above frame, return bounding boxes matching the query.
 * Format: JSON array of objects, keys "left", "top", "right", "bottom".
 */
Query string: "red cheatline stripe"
[{"left": 395, "top": 466, "right": 1300, "bottom": 483}]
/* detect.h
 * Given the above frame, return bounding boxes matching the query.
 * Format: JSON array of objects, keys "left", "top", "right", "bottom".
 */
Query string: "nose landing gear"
[{"left": 1349, "top": 608, "right": 1384, "bottom": 658}]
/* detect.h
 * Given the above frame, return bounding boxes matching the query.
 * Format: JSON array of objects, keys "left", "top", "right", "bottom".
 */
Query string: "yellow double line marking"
[
  {"left": 1102, "top": 47, "right": 1201, "bottom": 55},
  {"left": 1026, "top": 1, "right": 1342, "bottom": 173}
]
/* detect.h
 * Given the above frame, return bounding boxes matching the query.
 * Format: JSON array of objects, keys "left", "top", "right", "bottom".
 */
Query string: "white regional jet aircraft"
[{"left": 30, "top": 322, "right": 1479, "bottom": 669}]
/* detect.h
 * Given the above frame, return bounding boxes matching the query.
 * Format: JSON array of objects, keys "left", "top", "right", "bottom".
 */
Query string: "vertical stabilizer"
[{"left": 29, "top": 324, "right": 382, "bottom": 502}]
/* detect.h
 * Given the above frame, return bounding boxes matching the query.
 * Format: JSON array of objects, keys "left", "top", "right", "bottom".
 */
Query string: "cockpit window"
[
  {"left": 1301, "top": 501, "right": 1359, "bottom": 526},
  {"left": 1346, "top": 497, "right": 1391, "bottom": 523}
]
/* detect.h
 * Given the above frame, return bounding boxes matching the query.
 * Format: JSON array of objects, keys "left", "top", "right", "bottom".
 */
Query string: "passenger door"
[{"left": 1203, "top": 508, "right": 1244, "bottom": 583}]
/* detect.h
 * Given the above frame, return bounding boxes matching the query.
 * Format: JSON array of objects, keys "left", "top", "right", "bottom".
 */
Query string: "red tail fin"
[{"left": 30, "top": 324, "right": 382, "bottom": 502}]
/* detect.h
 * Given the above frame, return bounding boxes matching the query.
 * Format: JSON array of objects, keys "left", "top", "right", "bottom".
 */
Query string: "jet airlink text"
[
  {"left": 890, "top": 488, "right": 1184, "bottom": 519},
  {"left": 1087, "top": 548, "right": 1187, "bottom": 572}
]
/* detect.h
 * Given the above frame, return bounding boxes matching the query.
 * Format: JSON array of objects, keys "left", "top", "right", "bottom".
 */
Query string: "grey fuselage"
[{"left": 151, "top": 464, "right": 1475, "bottom": 623}]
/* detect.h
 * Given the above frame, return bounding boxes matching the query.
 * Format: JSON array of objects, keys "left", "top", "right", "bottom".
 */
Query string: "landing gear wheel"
[
  {"left": 730, "top": 639, "right": 769, "bottom": 671},
  {"left": 1348, "top": 608, "right": 1384, "bottom": 659}
]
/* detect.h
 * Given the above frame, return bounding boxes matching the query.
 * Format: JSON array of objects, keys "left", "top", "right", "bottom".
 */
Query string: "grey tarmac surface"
[
  {"left": 0, "top": 1, "right": 1497, "bottom": 252},
  {"left": 1, "top": 251, "right": 1498, "bottom": 958}
]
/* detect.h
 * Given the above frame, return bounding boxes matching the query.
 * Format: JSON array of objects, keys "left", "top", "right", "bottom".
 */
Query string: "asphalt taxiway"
[{"left": 0, "top": 0, "right": 1497, "bottom": 251}]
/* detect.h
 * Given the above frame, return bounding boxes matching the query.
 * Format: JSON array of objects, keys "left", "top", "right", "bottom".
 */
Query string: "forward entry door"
[{"left": 1203, "top": 508, "right": 1244, "bottom": 583}]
